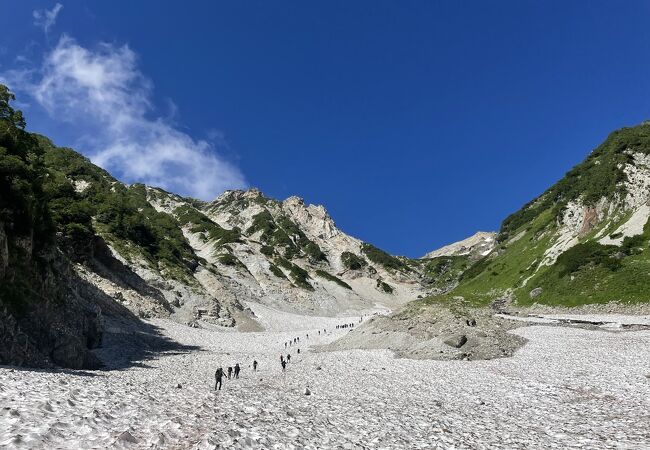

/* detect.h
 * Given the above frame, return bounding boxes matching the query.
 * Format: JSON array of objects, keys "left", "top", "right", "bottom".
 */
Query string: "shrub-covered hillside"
[{"left": 421, "top": 122, "right": 650, "bottom": 308}]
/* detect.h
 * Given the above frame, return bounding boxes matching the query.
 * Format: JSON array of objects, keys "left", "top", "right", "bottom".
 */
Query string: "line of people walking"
[{"left": 215, "top": 361, "right": 258, "bottom": 390}]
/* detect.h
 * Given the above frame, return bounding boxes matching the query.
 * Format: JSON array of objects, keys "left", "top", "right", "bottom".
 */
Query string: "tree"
[{"left": 0, "top": 84, "right": 26, "bottom": 130}]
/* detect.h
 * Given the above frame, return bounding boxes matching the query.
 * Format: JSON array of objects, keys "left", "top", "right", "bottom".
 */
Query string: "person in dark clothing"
[
  {"left": 234, "top": 363, "right": 240, "bottom": 379},
  {"left": 227, "top": 366, "right": 233, "bottom": 379},
  {"left": 287, "top": 353, "right": 291, "bottom": 362},
  {"left": 281, "top": 360, "right": 287, "bottom": 371},
  {"left": 215, "top": 367, "right": 224, "bottom": 390},
  {"left": 297, "top": 348, "right": 300, "bottom": 354},
  {"left": 253, "top": 360, "right": 258, "bottom": 372}
]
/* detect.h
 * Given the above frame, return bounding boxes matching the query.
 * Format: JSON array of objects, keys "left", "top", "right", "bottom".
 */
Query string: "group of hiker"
[
  {"left": 215, "top": 323, "right": 367, "bottom": 391},
  {"left": 284, "top": 335, "right": 303, "bottom": 348},
  {"left": 215, "top": 361, "right": 257, "bottom": 390}
]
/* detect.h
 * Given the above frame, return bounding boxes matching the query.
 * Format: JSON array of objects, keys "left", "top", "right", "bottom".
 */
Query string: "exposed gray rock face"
[
  {"left": 529, "top": 287, "right": 543, "bottom": 299},
  {"left": 444, "top": 334, "right": 468, "bottom": 348},
  {"left": 423, "top": 231, "right": 497, "bottom": 259},
  {"left": 146, "top": 187, "right": 428, "bottom": 320},
  {"left": 321, "top": 305, "right": 526, "bottom": 361}
]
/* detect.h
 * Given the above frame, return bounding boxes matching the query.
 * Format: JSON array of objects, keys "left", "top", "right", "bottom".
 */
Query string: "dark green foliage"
[
  {"left": 501, "top": 124, "right": 650, "bottom": 236},
  {"left": 303, "top": 241, "right": 327, "bottom": 263},
  {"left": 340, "top": 251, "right": 366, "bottom": 270},
  {"left": 376, "top": 279, "right": 394, "bottom": 293},
  {"left": 361, "top": 243, "right": 410, "bottom": 272},
  {"left": 247, "top": 210, "right": 276, "bottom": 238},
  {"left": 553, "top": 241, "right": 621, "bottom": 278},
  {"left": 276, "top": 257, "right": 313, "bottom": 290},
  {"left": 459, "top": 257, "right": 491, "bottom": 281},
  {"left": 246, "top": 211, "right": 326, "bottom": 262},
  {"left": 422, "top": 256, "right": 469, "bottom": 288},
  {"left": 0, "top": 85, "right": 54, "bottom": 309},
  {"left": 260, "top": 245, "right": 275, "bottom": 256},
  {"left": 268, "top": 263, "right": 287, "bottom": 279},
  {"left": 315, "top": 269, "right": 352, "bottom": 289},
  {"left": 218, "top": 253, "right": 239, "bottom": 266},
  {"left": 620, "top": 233, "right": 646, "bottom": 256},
  {"left": 0, "top": 99, "right": 53, "bottom": 246},
  {"left": 174, "top": 205, "right": 241, "bottom": 245},
  {"left": 40, "top": 146, "right": 200, "bottom": 277}
]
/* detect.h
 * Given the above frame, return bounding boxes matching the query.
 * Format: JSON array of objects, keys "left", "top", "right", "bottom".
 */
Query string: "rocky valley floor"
[{"left": 1, "top": 309, "right": 650, "bottom": 449}]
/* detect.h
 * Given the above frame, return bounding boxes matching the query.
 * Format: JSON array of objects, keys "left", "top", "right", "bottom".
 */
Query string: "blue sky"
[{"left": 2, "top": 1, "right": 650, "bottom": 257}]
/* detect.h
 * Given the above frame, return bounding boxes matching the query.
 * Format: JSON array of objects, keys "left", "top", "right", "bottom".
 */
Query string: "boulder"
[
  {"left": 529, "top": 287, "right": 543, "bottom": 299},
  {"left": 444, "top": 334, "right": 468, "bottom": 349}
]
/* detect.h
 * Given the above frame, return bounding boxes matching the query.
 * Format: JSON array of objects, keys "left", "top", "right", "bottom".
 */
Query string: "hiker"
[
  {"left": 287, "top": 353, "right": 291, "bottom": 362},
  {"left": 281, "top": 359, "right": 287, "bottom": 371},
  {"left": 215, "top": 367, "right": 224, "bottom": 391},
  {"left": 297, "top": 348, "right": 300, "bottom": 354},
  {"left": 227, "top": 366, "right": 233, "bottom": 379},
  {"left": 285, "top": 342, "right": 287, "bottom": 348},
  {"left": 253, "top": 360, "right": 258, "bottom": 372},
  {"left": 234, "top": 363, "right": 240, "bottom": 379},
  {"left": 280, "top": 354, "right": 285, "bottom": 364},
  {"left": 306, "top": 334, "right": 309, "bottom": 339}
]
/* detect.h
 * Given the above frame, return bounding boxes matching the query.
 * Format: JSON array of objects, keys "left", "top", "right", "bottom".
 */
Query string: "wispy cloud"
[
  {"left": 33, "top": 3, "right": 64, "bottom": 34},
  {"left": 2, "top": 35, "right": 247, "bottom": 199}
]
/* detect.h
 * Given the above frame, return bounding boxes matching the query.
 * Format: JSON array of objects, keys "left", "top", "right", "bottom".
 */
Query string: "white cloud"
[
  {"left": 3, "top": 35, "right": 247, "bottom": 199},
  {"left": 33, "top": 3, "right": 64, "bottom": 33}
]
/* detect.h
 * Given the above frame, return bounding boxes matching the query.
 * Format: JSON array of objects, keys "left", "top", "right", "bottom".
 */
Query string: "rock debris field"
[{"left": 1, "top": 309, "right": 650, "bottom": 449}]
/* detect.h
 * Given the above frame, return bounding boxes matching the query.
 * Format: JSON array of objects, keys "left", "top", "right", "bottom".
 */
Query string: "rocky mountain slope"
[
  {"left": 417, "top": 122, "right": 650, "bottom": 311},
  {"left": 339, "top": 122, "right": 650, "bottom": 362},
  {"left": 423, "top": 231, "right": 497, "bottom": 259},
  {"left": 0, "top": 84, "right": 430, "bottom": 367},
  {"left": 32, "top": 141, "right": 428, "bottom": 334}
]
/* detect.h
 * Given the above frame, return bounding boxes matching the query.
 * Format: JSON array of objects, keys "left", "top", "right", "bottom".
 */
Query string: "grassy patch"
[
  {"left": 276, "top": 257, "right": 313, "bottom": 290},
  {"left": 315, "top": 269, "right": 352, "bottom": 289},
  {"left": 376, "top": 279, "right": 394, "bottom": 294},
  {"left": 341, "top": 251, "right": 366, "bottom": 270},
  {"left": 361, "top": 243, "right": 410, "bottom": 272}
]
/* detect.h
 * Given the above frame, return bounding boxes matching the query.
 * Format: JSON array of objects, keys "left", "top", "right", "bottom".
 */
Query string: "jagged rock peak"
[
  {"left": 209, "top": 188, "right": 273, "bottom": 208},
  {"left": 423, "top": 231, "right": 497, "bottom": 259},
  {"left": 283, "top": 195, "right": 305, "bottom": 206}
]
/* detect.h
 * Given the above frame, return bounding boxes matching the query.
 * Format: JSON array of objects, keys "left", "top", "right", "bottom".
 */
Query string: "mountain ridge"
[{"left": 3, "top": 82, "right": 650, "bottom": 369}]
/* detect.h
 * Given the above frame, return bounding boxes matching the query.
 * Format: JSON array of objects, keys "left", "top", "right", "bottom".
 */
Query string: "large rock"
[{"left": 444, "top": 334, "right": 468, "bottom": 349}]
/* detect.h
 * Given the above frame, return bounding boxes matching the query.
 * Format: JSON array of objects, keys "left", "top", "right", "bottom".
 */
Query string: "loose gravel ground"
[{"left": 1, "top": 311, "right": 649, "bottom": 449}]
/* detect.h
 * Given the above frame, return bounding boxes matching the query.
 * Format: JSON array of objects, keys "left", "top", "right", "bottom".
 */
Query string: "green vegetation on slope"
[
  {"left": 421, "top": 255, "right": 470, "bottom": 290},
  {"left": 422, "top": 122, "right": 650, "bottom": 308},
  {"left": 501, "top": 124, "right": 650, "bottom": 238},
  {"left": 376, "top": 279, "right": 394, "bottom": 294},
  {"left": 174, "top": 205, "right": 242, "bottom": 246},
  {"left": 315, "top": 269, "right": 352, "bottom": 290},
  {"left": 42, "top": 143, "right": 200, "bottom": 282},
  {"left": 247, "top": 211, "right": 327, "bottom": 262},
  {"left": 340, "top": 251, "right": 366, "bottom": 270},
  {"left": 361, "top": 243, "right": 411, "bottom": 273},
  {"left": 276, "top": 257, "right": 313, "bottom": 290},
  {"left": 0, "top": 86, "right": 55, "bottom": 310}
]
